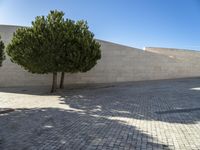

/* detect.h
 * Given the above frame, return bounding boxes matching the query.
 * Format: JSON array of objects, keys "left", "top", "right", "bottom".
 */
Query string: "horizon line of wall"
[{"left": 1, "top": 25, "right": 200, "bottom": 87}]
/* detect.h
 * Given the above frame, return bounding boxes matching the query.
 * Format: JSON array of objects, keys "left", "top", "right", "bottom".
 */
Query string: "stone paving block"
[{"left": 0, "top": 78, "right": 200, "bottom": 149}]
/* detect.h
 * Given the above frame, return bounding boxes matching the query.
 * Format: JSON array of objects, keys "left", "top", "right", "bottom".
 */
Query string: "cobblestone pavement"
[{"left": 0, "top": 78, "right": 200, "bottom": 150}]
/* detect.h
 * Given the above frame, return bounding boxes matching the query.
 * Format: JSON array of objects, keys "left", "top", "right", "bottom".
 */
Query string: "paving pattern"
[{"left": 0, "top": 78, "right": 200, "bottom": 150}]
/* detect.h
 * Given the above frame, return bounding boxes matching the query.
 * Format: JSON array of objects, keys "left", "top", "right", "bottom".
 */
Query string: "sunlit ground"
[{"left": 0, "top": 78, "right": 200, "bottom": 149}]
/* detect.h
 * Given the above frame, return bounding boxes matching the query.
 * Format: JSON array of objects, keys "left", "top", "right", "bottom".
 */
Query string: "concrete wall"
[{"left": 1, "top": 25, "right": 200, "bottom": 87}]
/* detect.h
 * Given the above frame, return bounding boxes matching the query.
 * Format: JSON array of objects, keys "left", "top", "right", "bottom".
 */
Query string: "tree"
[
  {"left": 59, "top": 20, "right": 101, "bottom": 89},
  {"left": 7, "top": 10, "right": 67, "bottom": 92},
  {"left": 7, "top": 10, "right": 101, "bottom": 92},
  {"left": 0, "top": 35, "right": 5, "bottom": 67}
]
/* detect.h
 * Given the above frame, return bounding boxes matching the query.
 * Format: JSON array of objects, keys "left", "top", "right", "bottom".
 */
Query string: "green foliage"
[
  {"left": 61, "top": 20, "right": 101, "bottom": 73},
  {"left": 0, "top": 35, "right": 5, "bottom": 67},
  {"left": 7, "top": 10, "right": 101, "bottom": 74},
  {"left": 7, "top": 10, "right": 67, "bottom": 74}
]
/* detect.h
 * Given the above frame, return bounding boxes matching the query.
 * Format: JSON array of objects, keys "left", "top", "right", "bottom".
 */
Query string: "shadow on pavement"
[
  {"left": 0, "top": 108, "right": 170, "bottom": 150},
  {"left": 1, "top": 78, "right": 200, "bottom": 149}
]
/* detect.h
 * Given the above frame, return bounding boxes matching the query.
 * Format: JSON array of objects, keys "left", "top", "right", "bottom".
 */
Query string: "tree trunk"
[
  {"left": 60, "top": 72, "right": 65, "bottom": 89},
  {"left": 51, "top": 72, "right": 57, "bottom": 93}
]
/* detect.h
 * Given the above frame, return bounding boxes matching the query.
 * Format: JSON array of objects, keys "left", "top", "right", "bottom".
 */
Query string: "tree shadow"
[
  {"left": 0, "top": 108, "right": 170, "bottom": 150},
  {"left": 58, "top": 78, "right": 200, "bottom": 124},
  {"left": 1, "top": 78, "right": 200, "bottom": 124},
  {"left": 1, "top": 78, "right": 200, "bottom": 149}
]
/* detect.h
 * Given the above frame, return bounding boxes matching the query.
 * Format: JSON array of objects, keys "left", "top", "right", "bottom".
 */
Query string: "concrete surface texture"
[
  {"left": 1, "top": 25, "right": 200, "bottom": 87},
  {"left": 0, "top": 78, "right": 200, "bottom": 149}
]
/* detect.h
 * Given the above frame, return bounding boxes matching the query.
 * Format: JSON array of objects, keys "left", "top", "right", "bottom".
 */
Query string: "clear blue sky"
[{"left": 0, "top": 0, "right": 200, "bottom": 50}]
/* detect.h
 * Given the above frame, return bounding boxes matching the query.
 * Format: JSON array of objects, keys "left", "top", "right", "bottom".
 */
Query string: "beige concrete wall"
[{"left": 0, "top": 25, "right": 200, "bottom": 87}]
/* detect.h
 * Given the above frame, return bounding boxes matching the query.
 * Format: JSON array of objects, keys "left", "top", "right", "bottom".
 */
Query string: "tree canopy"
[
  {"left": 7, "top": 10, "right": 101, "bottom": 92},
  {"left": 61, "top": 20, "right": 101, "bottom": 73},
  {"left": 0, "top": 35, "right": 5, "bottom": 67},
  {"left": 7, "top": 11, "right": 67, "bottom": 74}
]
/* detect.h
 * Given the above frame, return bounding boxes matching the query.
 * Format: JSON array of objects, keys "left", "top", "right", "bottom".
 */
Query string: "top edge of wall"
[
  {"left": 0, "top": 24, "right": 144, "bottom": 51},
  {"left": 0, "top": 24, "right": 26, "bottom": 29},
  {"left": 97, "top": 39, "right": 143, "bottom": 51},
  {"left": 144, "top": 47, "right": 200, "bottom": 53}
]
